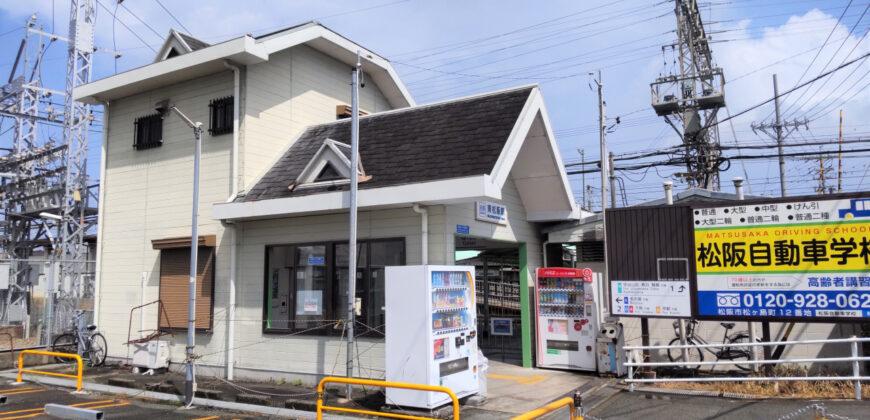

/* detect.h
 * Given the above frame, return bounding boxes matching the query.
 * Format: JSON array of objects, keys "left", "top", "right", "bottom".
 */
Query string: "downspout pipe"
[
  {"left": 94, "top": 100, "right": 109, "bottom": 326},
  {"left": 223, "top": 60, "right": 241, "bottom": 380},
  {"left": 412, "top": 204, "right": 428, "bottom": 265}
]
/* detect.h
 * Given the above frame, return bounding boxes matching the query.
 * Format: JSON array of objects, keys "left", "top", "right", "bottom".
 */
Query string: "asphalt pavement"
[
  {"left": 0, "top": 382, "right": 260, "bottom": 419},
  {"left": 585, "top": 389, "right": 870, "bottom": 420}
]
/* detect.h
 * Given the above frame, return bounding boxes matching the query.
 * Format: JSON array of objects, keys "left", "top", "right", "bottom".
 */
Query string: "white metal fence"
[{"left": 624, "top": 335, "right": 870, "bottom": 400}]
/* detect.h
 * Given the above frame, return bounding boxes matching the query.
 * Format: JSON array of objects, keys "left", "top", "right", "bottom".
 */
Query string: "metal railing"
[
  {"left": 625, "top": 335, "right": 870, "bottom": 400},
  {"left": 316, "top": 376, "right": 460, "bottom": 420},
  {"left": 15, "top": 349, "right": 83, "bottom": 391},
  {"left": 511, "top": 394, "right": 585, "bottom": 420}
]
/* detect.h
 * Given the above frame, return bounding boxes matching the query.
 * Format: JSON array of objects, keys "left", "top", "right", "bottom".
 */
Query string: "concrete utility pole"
[
  {"left": 579, "top": 148, "right": 586, "bottom": 209},
  {"left": 592, "top": 70, "right": 613, "bottom": 324},
  {"left": 751, "top": 74, "right": 808, "bottom": 198},
  {"left": 838, "top": 109, "right": 843, "bottom": 193},
  {"left": 773, "top": 74, "right": 786, "bottom": 197},
  {"left": 346, "top": 51, "right": 362, "bottom": 399},
  {"left": 609, "top": 152, "right": 616, "bottom": 209}
]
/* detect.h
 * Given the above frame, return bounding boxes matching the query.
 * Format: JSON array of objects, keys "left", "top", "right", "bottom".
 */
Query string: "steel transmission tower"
[
  {"left": 0, "top": 1, "right": 102, "bottom": 341},
  {"left": 651, "top": 0, "right": 726, "bottom": 190},
  {"left": 57, "top": 0, "right": 99, "bottom": 331}
]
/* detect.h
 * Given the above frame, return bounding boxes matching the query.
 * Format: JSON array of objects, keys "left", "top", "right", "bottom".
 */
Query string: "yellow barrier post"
[
  {"left": 510, "top": 396, "right": 582, "bottom": 420},
  {"left": 316, "top": 376, "right": 460, "bottom": 420},
  {"left": 16, "top": 350, "right": 83, "bottom": 392}
]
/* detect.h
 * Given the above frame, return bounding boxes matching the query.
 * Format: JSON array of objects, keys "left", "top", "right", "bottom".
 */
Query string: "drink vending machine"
[
  {"left": 385, "top": 265, "right": 479, "bottom": 409},
  {"left": 534, "top": 267, "right": 600, "bottom": 371}
]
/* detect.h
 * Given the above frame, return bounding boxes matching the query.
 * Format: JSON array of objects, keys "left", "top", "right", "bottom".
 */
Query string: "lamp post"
[{"left": 164, "top": 104, "right": 203, "bottom": 407}]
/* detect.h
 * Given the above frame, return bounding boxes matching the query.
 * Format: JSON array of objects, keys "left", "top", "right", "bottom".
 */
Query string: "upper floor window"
[
  {"left": 133, "top": 113, "right": 163, "bottom": 150},
  {"left": 209, "top": 96, "right": 233, "bottom": 135}
]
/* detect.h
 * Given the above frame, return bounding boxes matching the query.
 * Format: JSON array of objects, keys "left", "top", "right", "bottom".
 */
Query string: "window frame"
[
  {"left": 133, "top": 113, "right": 164, "bottom": 150},
  {"left": 157, "top": 246, "right": 217, "bottom": 332},
  {"left": 208, "top": 96, "right": 234, "bottom": 136},
  {"left": 261, "top": 237, "right": 405, "bottom": 336}
]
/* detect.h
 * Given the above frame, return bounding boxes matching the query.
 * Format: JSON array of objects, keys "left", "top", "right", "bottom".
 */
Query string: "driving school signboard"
[{"left": 693, "top": 196, "right": 870, "bottom": 322}]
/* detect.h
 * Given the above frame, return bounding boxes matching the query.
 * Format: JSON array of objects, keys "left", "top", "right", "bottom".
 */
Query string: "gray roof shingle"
[
  {"left": 239, "top": 86, "right": 534, "bottom": 202},
  {"left": 178, "top": 32, "right": 209, "bottom": 51}
]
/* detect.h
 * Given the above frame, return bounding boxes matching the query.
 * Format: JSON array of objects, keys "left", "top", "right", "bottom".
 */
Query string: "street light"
[{"left": 158, "top": 102, "right": 203, "bottom": 407}]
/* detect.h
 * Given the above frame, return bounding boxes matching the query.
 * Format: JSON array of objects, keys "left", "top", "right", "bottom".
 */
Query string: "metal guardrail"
[
  {"left": 625, "top": 335, "right": 870, "bottom": 400},
  {"left": 316, "top": 376, "right": 460, "bottom": 420},
  {"left": 16, "top": 349, "right": 83, "bottom": 391},
  {"left": 511, "top": 394, "right": 585, "bottom": 420}
]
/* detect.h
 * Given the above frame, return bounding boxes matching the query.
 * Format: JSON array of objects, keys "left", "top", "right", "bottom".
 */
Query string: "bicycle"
[
  {"left": 51, "top": 310, "right": 108, "bottom": 367},
  {"left": 667, "top": 319, "right": 752, "bottom": 371}
]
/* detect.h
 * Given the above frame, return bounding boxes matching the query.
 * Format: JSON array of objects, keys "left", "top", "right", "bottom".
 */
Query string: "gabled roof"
[
  {"left": 74, "top": 21, "right": 414, "bottom": 108},
  {"left": 213, "top": 85, "right": 579, "bottom": 222},
  {"left": 240, "top": 86, "right": 534, "bottom": 202},
  {"left": 154, "top": 30, "right": 211, "bottom": 62}
]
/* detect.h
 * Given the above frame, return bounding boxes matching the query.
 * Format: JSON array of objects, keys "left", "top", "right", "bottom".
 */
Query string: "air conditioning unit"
[{"left": 132, "top": 340, "right": 170, "bottom": 369}]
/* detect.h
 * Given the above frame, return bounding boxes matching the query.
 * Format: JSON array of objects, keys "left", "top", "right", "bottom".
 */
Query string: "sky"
[{"left": 0, "top": 0, "right": 868, "bottom": 209}]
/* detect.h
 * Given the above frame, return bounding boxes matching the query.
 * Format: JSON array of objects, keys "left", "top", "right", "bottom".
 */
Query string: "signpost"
[{"left": 693, "top": 196, "right": 870, "bottom": 321}]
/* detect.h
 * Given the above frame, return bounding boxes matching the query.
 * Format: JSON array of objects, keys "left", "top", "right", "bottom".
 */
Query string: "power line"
[
  {"left": 764, "top": 0, "right": 853, "bottom": 120},
  {"left": 118, "top": 2, "right": 164, "bottom": 40},
  {"left": 94, "top": 0, "right": 157, "bottom": 53},
  {"left": 155, "top": 0, "right": 192, "bottom": 35},
  {"left": 712, "top": 52, "right": 870, "bottom": 129}
]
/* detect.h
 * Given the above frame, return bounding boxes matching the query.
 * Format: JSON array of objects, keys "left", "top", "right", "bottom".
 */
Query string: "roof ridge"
[{"left": 306, "top": 84, "right": 537, "bottom": 130}]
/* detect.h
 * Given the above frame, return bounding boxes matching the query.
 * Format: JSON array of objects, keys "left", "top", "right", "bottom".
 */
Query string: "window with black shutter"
[
  {"left": 209, "top": 96, "right": 233, "bottom": 135},
  {"left": 133, "top": 113, "right": 163, "bottom": 150}
]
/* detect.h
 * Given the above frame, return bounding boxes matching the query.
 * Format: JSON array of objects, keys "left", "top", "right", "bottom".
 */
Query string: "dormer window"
[
  {"left": 315, "top": 163, "right": 343, "bottom": 182},
  {"left": 287, "top": 139, "right": 371, "bottom": 191}
]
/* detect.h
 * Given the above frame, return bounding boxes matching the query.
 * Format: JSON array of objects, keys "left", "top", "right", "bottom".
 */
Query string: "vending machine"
[
  {"left": 534, "top": 267, "right": 599, "bottom": 371},
  {"left": 385, "top": 265, "right": 479, "bottom": 409}
]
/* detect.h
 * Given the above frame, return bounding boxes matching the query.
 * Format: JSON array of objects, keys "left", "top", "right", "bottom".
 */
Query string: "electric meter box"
[
  {"left": 132, "top": 340, "right": 170, "bottom": 369},
  {"left": 596, "top": 322, "right": 626, "bottom": 377}
]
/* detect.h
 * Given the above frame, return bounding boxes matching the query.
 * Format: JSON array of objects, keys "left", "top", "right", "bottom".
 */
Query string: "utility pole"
[
  {"left": 774, "top": 74, "right": 786, "bottom": 197},
  {"left": 579, "top": 148, "right": 586, "bottom": 209},
  {"left": 609, "top": 152, "right": 616, "bottom": 209},
  {"left": 838, "top": 109, "right": 843, "bottom": 193},
  {"left": 592, "top": 70, "right": 614, "bottom": 330},
  {"left": 346, "top": 51, "right": 362, "bottom": 399},
  {"left": 751, "top": 74, "right": 808, "bottom": 198}
]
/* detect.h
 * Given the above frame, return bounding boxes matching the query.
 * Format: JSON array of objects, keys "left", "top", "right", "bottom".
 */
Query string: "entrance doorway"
[{"left": 454, "top": 236, "right": 523, "bottom": 365}]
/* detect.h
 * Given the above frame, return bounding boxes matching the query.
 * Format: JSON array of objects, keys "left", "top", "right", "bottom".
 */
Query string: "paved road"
[
  {"left": 0, "top": 383, "right": 258, "bottom": 419},
  {"left": 586, "top": 390, "right": 869, "bottom": 420}
]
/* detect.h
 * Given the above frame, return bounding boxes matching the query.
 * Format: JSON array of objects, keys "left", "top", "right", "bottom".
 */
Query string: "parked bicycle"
[
  {"left": 51, "top": 310, "right": 107, "bottom": 366},
  {"left": 667, "top": 319, "right": 752, "bottom": 371}
]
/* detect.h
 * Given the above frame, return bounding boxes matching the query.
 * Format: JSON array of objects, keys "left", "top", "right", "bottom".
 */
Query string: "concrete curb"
[
  {"left": 0, "top": 371, "right": 354, "bottom": 420},
  {"left": 630, "top": 385, "right": 759, "bottom": 399}
]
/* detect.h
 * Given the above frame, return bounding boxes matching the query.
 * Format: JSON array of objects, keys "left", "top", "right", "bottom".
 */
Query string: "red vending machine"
[{"left": 534, "top": 267, "right": 599, "bottom": 371}]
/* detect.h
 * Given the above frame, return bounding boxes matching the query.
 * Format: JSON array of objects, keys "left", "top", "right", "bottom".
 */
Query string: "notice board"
[{"left": 606, "top": 205, "right": 694, "bottom": 318}]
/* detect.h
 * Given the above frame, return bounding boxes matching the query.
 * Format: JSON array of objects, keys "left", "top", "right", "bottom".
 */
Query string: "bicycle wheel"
[
  {"left": 51, "top": 333, "right": 78, "bottom": 363},
  {"left": 86, "top": 333, "right": 108, "bottom": 367},
  {"left": 725, "top": 333, "right": 753, "bottom": 371},
  {"left": 667, "top": 337, "right": 703, "bottom": 370}
]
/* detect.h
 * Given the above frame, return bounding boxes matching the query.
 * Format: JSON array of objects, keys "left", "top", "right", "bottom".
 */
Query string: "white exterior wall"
[
  {"left": 97, "top": 43, "right": 396, "bottom": 373},
  {"left": 443, "top": 178, "right": 542, "bottom": 269},
  {"left": 98, "top": 71, "right": 234, "bottom": 362},
  {"left": 225, "top": 206, "right": 444, "bottom": 378},
  {"left": 242, "top": 45, "right": 391, "bottom": 187}
]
